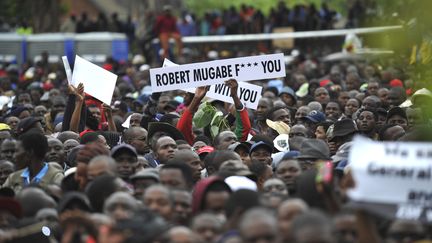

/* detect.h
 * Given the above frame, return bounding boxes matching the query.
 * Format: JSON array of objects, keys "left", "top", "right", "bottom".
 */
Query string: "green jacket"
[{"left": 2, "top": 163, "right": 64, "bottom": 193}]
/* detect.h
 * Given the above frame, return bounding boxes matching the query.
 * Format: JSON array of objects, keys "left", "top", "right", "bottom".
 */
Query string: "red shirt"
[{"left": 154, "top": 15, "right": 179, "bottom": 35}]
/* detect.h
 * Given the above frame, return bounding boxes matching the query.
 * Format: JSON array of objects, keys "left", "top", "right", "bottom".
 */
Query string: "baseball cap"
[{"left": 111, "top": 144, "right": 138, "bottom": 158}]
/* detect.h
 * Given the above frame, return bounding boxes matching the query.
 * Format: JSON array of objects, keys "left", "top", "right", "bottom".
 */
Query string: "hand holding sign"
[
  {"left": 195, "top": 85, "right": 210, "bottom": 100},
  {"left": 68, "top": 83, "right": 85, "bottom": 103},
  {"left": 224, "top": 79, "right": 238, "bottom": 97}
]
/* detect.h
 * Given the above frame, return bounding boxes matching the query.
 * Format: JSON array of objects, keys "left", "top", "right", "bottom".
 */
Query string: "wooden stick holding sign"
[{"left": 163, "top": 59, "right": 263, "bottom": 110}]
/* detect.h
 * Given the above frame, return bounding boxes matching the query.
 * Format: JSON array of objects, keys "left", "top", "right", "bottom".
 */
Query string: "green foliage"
[{"left": 184, "top": 0, "right": 347, "bottom": 17}]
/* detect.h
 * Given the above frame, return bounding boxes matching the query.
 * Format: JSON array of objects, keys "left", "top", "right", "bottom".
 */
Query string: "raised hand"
[
  {"left": 225, "top": 79, "right": 239, "bottom": 97},
  {"left": 195, "top": 85, "right": 210, "bottom": 99},
  {"left": 68, "top": 83, "right": 85, "bottom": 102}
]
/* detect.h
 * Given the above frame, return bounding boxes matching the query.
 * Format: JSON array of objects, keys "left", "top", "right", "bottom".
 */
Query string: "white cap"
[{"left": 225, "top": 176, "right": 257, "bottom": 192}]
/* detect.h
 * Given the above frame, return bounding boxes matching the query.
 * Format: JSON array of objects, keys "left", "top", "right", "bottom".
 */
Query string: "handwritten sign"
[
  {"left": 151, "top": 53, "right": 285, "bottom": 92},
  {"left": 163, "top": 59, "right": 263, "bottom": 110},
  {"left": 348, "top": 136, "right": 432, "bottom": 222},
  {"left": 71, "top": 55, "right": 118, "bottom": 105}
]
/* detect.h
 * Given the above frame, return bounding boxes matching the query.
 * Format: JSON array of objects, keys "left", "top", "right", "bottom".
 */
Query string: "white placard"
[
  {"left": 62, "top": 56, "right": 73, "bottom": 85},
  {"left": 151, "top": 53, "right": 285, "bottom": 92},
  {"left": 348, "top": 136, "right": 432, "bottom": 206},
  {"left": 163, "top": 59, "right": 263, "bottom": 110},
  {"left": 71, "top": 55, "right": 118, "bottom": 105}
]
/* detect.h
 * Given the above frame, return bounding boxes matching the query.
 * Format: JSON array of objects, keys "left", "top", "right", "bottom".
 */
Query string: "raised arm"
[
  {"left": 69, "top": 83, "right": 84, "bottom": 133},
  {"left": 225, "top": 79, "right": 251, "bottom": 141},
  {"left": 176, "top": 86, "right": 209, "bottom": 145},
  {"left": 103, "top": 103, "right": 117, "bottom": 132}
]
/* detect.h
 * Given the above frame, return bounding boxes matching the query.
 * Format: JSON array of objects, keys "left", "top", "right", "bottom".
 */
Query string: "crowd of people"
[
  {"left": 0, "top": 2, "right": 431, "bottom": 241},
  {"left": 0, "top": 43, "right": 431, "bottom": 242}
]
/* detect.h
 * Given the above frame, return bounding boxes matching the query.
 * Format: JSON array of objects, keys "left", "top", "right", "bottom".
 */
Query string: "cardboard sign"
[
  {"left": 163, "top": 59, "right": 263, "bottom": 110},
  {"left": 151, "top": 53, "right": 285, "bottom": 92},
  {"left": 348, "top": 136, "right": 432, "bottom": 222},
  {"left": 71, "top": 55, "right": 118, "bottom": 105},
  {"left": 62, "top": 56, "right": 73, "bottom": 85}
]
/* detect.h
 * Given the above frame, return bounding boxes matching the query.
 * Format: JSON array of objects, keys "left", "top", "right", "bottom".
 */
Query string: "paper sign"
[
  {"left": 348, "top": 136, "right": 432, "bottom": 222},
  {"left": 71, "top": 55, "right": 118, "bottom": 105},
  {"left": 151, "top": 53, "right": 285, "bottom": 92},
  {"left": 163, "top": 59, "right": 263, "bottom": 110},
  {"left": 62, "top": 56, "right": 73, "bottom": 85}
]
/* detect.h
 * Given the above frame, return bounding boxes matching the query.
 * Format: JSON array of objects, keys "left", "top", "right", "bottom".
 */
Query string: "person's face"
[
  {"left": 216, "top": 131, "right": 237, "bottom": 150},
  {"left": 387, "top": 115, "right": 408, "bottom": 131},
  {"left": 276, "top": 160, "right": 301, "bottom": 191},
  {"left": 272, "top": 109, "right": 291, "bottom": 126},
  {"left": 315, "top": 126, "right": 327, "bottom": 140},
  {"left": 143, "top": 188, "right": 173, "bottom": 220},
  {"left": 114, "top": 152, "right": 137, "bottom": 180},
  {"left": 204, "top": 190, "right": 230, "bottom": 215},
  {"left": 14, "top": 141, "right": 30, "bottom": 167},
  {"left": 256, "top": 99, "right": 271, "bottom": 121},
  {"left": 129, "top": 129, "right": 148, "bottom": 154},
  {"left": 157, "top": 95, "right": 171, "bottom": 113},
  {"left": 345, "top": 99, "right": 359, "bottom": 116},
  {"left": 52, "top": 100, "right": 66, "bottom": 116},
  {"left": 263, "top": 178, "right": 288, "bottom": 196},
  {"left": 278, "top": 203, "right": 306, "bottom": 240},
  {"left": 63, "top": 140, "right": 79, "bottom": 158},
  {"left": 1, "top": 141, "right": 16, "bottom": 162},
  {"left": 87, "top": 162, "right": 112, "bottom": 182},
  {"left": 250, "top": 147, "right": 272, "bottom": 165},
  {"left": 295, "top": 107, "right": 310, "bottom": 124},
  {"left": 6, "top": 117, "right": 19, "bottom": 131},
  {"left": 280, "top": 93, "right": 295, "bottom": 106},
  {"left": 106, "top": 201, "right": 135, "bottom": 221},
  {"left": 160, "top": 168, "right": 188, "bottom": 189},
  {"left": 378, "top": 89, "right": 389, "bottom": 105},
  {"left": 185, "top": 155, "right": 202, "bottom": 183},
  {"left": 130, "top": 114, "right": 143, "bottom": 127},
  {"left": 325, "top": 102, "right": 341, "bottom": 120},
  {"left": 88, "top": 106, "right": 101, "bottom": 122},
  {"left": 46, "top": 139, "right": 65, "bottom": 164},
  {"left": 172, "top": 190, "right": 192, "bottom": 225},
  {"left": 133, "top": 178, "right": 158, "bottom": 198},
  {"left": 367, "top": 82, "right": 379, "bottom": 96},
  {"left": 334, "top": 215, "right": 358, "bottom": 243},
  {"left": 356, "top": 111, "right": 376, "bottom": 132},
  {"left": 289, "top": 125, "right": 309, "bottom": 138},
  {"left": 314, "top": 88, "right": 330, "bottom": 105},
  {"left": 345, "top": 75, "right": 359, "bottom": 91},
  {"left": 361, "top": 97, "right": 377, "bottom": 110},
  {"left": 34, "top": 106, "right": 47, "bottom": 117},
  {"left": 241, "top": 219, "right": 277, "bottom": 243},
  {"left": 75, "top": 162, "right": 88, "bottom": 190},
  {"left": 18, "top": 110, "right": 31, "bottom": 120},
  {"left": 338, "top": 92, "right": 350, "bottom": 108},
  {"left": 193, "top": 141, "right": 206, "bottom": 152},
  {"left": 236, "top": 147, "right": 251, "bottom": 166},
  {"left": 406, "top": 108, "right": 422, "bottom": 129},
  {"left": 18, "top": 94, "right": 31, "bottom": 105},
  {"left": 0, "top": 163, "right": 14, "bottom": 185},
  {"left": 155, "top": 137, "right": 177, "bottom": 163},
  {"left": 387, "top": 91, "right": 402, "bottom": 108},
  {"left": 0, "top": 131, "right": 11, "bottom": 145},
  {"left": 193, "top": 217, "right": 221, "bottom": 242}
]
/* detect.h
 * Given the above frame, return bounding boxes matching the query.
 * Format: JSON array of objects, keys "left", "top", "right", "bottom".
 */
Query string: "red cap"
[
  {"left": 197, "top": 146, "right": 214, "bottom": 155},
  {"left": 390, "top": 79, "right": 403, "bottom": 87},
  {"left": 320, "top": 79, "right": 332, "bottom": 87}
]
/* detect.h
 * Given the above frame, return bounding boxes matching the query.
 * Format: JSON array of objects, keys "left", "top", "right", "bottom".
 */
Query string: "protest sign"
[
  {"left": 163, "top": 59, "right": 263, "bottom": 110},
  {"left": 348, "top": 136, "right": 432, "bottom": 222},
  {"left": 62, "top": 56, "right": 73, "bottom": 85},
  {"left": 71, "top": 55, "right": 118, "bottom": 105},
  {"left": 151, "top": 53, "right": 285, "bottom": 92}
]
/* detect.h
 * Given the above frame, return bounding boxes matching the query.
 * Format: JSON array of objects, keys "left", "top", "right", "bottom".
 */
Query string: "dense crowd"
[{"left": 1, "top": 9, "right": 432, "bottom": 242}]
